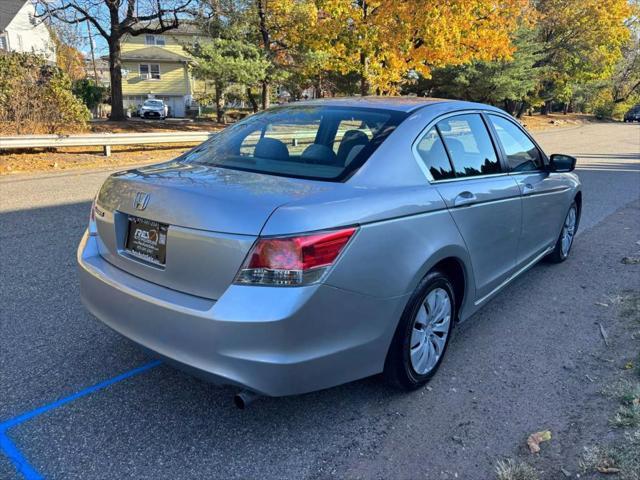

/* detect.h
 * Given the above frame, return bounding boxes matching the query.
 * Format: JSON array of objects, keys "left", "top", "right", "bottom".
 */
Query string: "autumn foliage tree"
[
  {"left": 311, "top": 0, "right": 530, "bottom": 95},
  {"left": 534, "top": 0, "right": 632, "bottom": 112}
]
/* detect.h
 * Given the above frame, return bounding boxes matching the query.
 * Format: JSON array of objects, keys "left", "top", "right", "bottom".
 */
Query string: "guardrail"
[
  {"left": 0, "top": 132, "right": 216, "bottom": 156},
  {"left": 0, "top": 128, "right": 357, "bottom": 157}
]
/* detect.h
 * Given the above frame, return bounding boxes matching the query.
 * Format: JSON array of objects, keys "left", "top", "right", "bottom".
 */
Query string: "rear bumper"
[{"left": 78, "top": 231, "right": 407, "bottom": 396}]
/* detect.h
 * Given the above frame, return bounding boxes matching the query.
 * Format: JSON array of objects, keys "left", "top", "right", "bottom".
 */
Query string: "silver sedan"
[{"left": 78, "top": 97, "right": 581, "bottom": 402}]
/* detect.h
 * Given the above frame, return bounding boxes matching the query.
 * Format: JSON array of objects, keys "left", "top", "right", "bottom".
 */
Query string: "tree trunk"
[
  {"left": 247, "top": 87, "right": 259, "bottom": 112},
  {"left": 108, "top": 39, "right": 126, "bottom": 121},
  {"left": 257, "top": 0, "right": 271, "bottom": 110},
  {"left": 215, "top": 81, "right": 224, "bottom": 124},
  {"left": 261, "top": 80, "right": 270, "bottom": 110},
  {"left": 359, "top": 52, "right": 368, "bottom": 96}
]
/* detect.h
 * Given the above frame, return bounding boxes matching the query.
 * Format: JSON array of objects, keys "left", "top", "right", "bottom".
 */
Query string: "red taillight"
[{"left": 235, "top": 227, "right": 357, "bottom": 286}]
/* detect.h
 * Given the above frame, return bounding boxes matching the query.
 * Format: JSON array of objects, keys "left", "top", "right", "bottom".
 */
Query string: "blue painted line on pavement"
[
  {"left": 0, "top": 433, "right": 43, "bottom": 480},
  {"left": 0, "top": 360, "right": 162, "bottom": 479}
]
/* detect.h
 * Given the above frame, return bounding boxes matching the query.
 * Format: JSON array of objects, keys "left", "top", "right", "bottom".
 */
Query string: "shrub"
[
  {"left": 72, "top": 79, "right": 107, "bottom": 112},
  {"left": 0, "top": 51, "right": 90, "bottom": 134}
]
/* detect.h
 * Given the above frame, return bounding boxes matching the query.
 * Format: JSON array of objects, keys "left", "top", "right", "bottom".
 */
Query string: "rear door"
[
  {"left": 416, "top": 113, "right": 522, "bottom": 301},
  {"left": 486, "top": 114, "right": 568, "bottom": 265}
]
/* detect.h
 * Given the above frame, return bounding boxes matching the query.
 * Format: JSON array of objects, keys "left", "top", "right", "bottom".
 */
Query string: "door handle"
[
  {"left": 453, "top": 191, "right": 477, "bottom": 207},
  {"left": 521, "top": 183, "right": 534, "bottom": 194}
]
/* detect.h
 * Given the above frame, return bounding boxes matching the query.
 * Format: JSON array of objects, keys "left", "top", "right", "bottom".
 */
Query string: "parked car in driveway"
[
  {"left": 623, "top": 105, "right": 640, "bottom": 122},
  {"left": 78, "top": 97, "right": 581, "bottom": 404},
  {"left": 138, "top": 99, "right": 168, "bottom": 119}
]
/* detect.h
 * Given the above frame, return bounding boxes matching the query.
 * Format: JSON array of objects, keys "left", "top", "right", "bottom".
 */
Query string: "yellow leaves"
[
  {"left": 311, "top": 0, "right": 529, "bottom": 93},
  {"left": 526, "top": 430, "right": 552, "bottom": 454},
  {"left": 536, "top": 0, "right": 632, "bottom": 81}
]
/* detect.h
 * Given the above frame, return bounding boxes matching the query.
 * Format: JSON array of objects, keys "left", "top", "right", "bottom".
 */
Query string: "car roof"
[{"left": 290, "top": 96, "right": 453, "bottom": 112}]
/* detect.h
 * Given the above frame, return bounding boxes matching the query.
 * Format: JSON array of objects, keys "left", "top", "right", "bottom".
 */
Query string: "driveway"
[{"left": 0, "top": 122, "right": 639, "bottom": 479}]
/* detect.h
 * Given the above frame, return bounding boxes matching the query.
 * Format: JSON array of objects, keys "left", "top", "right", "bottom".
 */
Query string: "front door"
[
  {"left": 486, "top": 114, "right": 568, "bottom": 265},
  {"left": 421, "top": 113, "right": 522, "bottom": 301}
]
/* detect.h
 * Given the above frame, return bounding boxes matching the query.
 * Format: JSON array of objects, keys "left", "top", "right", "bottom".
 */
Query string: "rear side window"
[
  {"left": 416, "top": 127, "right": 455, "bottom": 180},
  {"left": 437, "top": 114, "right": 501, "bottom": 178},
  {"left": 489, "top": 115, "right": 542, "bottom": 172}
]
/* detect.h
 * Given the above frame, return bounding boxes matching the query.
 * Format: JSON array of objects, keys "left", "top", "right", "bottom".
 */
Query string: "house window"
[
  {"left": 0, "top": 36, "right": 7, "bottom": 51},
  {"left": 139, "top": 64, "right": 160, "bottom": 80},
  {"left": 145, "top": 34, "right": 165, "bottom": 46}
]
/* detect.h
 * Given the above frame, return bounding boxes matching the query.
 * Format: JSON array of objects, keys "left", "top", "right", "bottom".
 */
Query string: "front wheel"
[
  {"left": 384, "top": 270, "right": 456, "bottom": 390},
  {"left": 547, "top": 201, "right": 578, "bottom": 263}
]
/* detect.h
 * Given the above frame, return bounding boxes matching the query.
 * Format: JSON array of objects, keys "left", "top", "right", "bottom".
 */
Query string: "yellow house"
[{"left": 119, "top": 26, "right": 200, "bottom": 117}]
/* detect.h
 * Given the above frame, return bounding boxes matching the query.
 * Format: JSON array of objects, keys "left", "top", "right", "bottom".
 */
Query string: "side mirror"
[{"left": 548, "top": 154, "right": 577, "bottom": 173}]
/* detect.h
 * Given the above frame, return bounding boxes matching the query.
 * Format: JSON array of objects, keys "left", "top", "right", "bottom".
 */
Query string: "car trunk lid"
[{"left": 94, "top": 161, "right": 334, "bottom": 299}]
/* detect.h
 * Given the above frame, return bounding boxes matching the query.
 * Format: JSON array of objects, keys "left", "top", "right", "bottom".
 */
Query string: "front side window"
[
  {"left": 488, "top": 115, "right": 542, "bottom": 172},
  {"left": 437, "top": 114, "right": 501, "bottom": 178},
  {"left": 182, "top": 106, "right": 407, "bottom": 181},
  {"left": 416, "top": 127, "right": 455, "bottom": 181}
]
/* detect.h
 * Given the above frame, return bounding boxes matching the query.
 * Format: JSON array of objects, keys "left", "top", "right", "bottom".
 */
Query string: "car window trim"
[
  {"left": 484, "top": 112, "right": 548, "bottom": 174},
  {"left": 412, "top": 109, "right": 506, "bottom": 184}
]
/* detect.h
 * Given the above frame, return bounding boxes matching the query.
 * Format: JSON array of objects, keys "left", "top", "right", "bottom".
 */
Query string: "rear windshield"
[{"left": 181, "top": 106, "right": 408, "bottom": 181}]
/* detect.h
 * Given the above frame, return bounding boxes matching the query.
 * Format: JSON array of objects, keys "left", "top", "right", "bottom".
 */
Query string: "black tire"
[
  {"left": 384, "top": 270, "right": 456, "bottom": 390},
  {"left": 547, "top": 201, "right": 579, "bottom": 264}
]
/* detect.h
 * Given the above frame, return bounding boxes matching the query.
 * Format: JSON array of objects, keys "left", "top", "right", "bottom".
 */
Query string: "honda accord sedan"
[{"left": 78, "top": 97, "right": 581, "bottom": 399}]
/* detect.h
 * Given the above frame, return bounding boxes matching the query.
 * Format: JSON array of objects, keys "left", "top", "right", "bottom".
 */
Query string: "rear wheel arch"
[
  {"left": 430, "top": 257, "right": 466, "bottom": 317},
  {"left": 402, "top": 250, "right": 472, "bottom": 326}
]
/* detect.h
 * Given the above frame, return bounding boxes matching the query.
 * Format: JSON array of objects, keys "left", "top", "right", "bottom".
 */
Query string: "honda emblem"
[{"left": 133, "top": 192, "right": 150, "bottom": 211}]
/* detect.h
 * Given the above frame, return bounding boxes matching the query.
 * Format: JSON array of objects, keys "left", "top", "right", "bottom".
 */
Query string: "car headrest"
[
  {"left": 301, "top": 143, "right": 338, "bottom": 165},
  {"left": 254, "top": 137, "right": 290, "bottom": 161},
  {"left": 337, "top": 130, "right": 369, "bottom": 164}
]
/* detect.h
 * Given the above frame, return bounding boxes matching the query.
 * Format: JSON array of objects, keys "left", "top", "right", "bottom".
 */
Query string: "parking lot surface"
[{"left": 1, "top": 123, "right": 639, "bottom": 479}]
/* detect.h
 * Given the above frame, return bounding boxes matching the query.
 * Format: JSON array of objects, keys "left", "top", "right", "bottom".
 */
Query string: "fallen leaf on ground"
[
  {"left": 597, "top": 466, "right": 621, "bottom": 474},
  {"left": 624, "top": 362, "right": 634, "bottom": 370},
  {"left": 527, "top": 430, "right": 552, "bottom": 454}
]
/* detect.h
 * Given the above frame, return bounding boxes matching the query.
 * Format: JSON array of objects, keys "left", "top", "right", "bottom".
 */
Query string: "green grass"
[{"left": 604, "top": 379, "right": 640, "bottom": 428}]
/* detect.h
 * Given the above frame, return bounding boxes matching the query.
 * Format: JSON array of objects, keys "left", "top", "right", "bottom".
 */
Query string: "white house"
[{"left": 0, "top": 0, "right": 55, "bottom": 63}]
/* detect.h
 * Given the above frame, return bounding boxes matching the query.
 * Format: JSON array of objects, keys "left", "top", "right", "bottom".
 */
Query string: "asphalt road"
[{"left": 1, "top": 122, "right": 639, "bottom": 480}]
